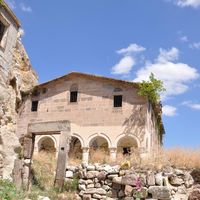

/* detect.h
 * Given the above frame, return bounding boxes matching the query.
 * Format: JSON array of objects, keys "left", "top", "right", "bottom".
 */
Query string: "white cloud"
[
  {"left": 162, "top": 105, "right": 177, "bottom": 116},
  {"left": 20, "top": 3, "right": 32, "bottom": 12},
  {"left": 5, "top": 0, "right": 16, "bottom": 9},
  {"left": 134, "top": 47, "right": 199, "bottom": 99},
  {"left": 182, "top": 101, "right": 200, "bottom": 110},
  {"left": 111, "top": 56, "right": 135, "bottom": 75},
  {"left": 157, "top": 47, "right": 179, "bottom": 63},
  {"left": 173, "top": 0, "right": 200, "bottom": 8},
  {"left": 189, "top": 42, "right": 200, "bottom": 49},
  {"left": 117, "top": 44, "right": 146, "bottom": 55},
  {"left": 180, "top": 36, "right": 188, "bottom": 42}
]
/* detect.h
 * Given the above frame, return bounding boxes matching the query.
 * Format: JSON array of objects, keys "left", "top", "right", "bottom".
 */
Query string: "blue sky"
[{"left": 7, "top": 0, "right": 200, "bottom": 148}]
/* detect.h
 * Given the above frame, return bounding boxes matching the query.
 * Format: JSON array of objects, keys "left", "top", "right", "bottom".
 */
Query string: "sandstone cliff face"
[{"left": 0, "top": 32, "right": 38, "bottom": 179}]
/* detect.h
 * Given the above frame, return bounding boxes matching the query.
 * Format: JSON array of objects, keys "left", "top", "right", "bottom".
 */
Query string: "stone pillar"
[
  {"left": 55, "top": 131, "right": 71, "bottom": 189},
  {"left": 82, "top": 147, "right": 89, "bottom": 164},
  {"left": 110, "top": 148, "right": 117, "bottom": 162}
]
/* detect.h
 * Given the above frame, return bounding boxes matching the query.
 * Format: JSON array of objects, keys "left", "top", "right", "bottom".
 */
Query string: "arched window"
[{"left": 70, "top": 84, "right": 78, "bottom": 102}]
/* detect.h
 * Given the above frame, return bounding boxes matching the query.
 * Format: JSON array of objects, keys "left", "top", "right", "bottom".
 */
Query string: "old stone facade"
[
  {"left": 0, "top": 1, "right": 38, "bottom": 179},
  {"left": 17, "top": 72, "right": 163, "bottom": 163}
]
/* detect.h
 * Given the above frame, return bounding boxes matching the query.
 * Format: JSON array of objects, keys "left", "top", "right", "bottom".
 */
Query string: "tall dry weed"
[
  {"left": 32, "top": 151, "right": 56, "bottom": 190},
  {"left": 89, "top": 148, "right": 110, "bottom": 164}
]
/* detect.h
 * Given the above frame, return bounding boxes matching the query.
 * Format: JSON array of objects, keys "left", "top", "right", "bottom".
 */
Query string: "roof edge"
[{"left": 36, "top": 72, "right": 139, "bottom": 88}]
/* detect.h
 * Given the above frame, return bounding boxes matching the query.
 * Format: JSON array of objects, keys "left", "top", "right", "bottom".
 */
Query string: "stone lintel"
[{"left": 28, "top": 120, "right": 70, "bottom": 133}]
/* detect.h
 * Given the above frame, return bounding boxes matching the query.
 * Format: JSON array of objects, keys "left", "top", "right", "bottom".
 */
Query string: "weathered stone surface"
[
  {"left": 97, "top": 171, "right": 107, "bottom": 181},
  {"left": 0, "top": 21, "right": 38, "bottom": 180},
  {"left": 86, "top": 171, "right": 99, "bottom": 179},
  {"left": 65, "top": 170, "right": 73, "bottom": 178},
  {"left": 147, "top": 172, "right": 155, "bottom": 186},
  {"left": 191, "top": 169, "right": 200, "bottom": 184},
  {"left": 148, "top": 186, "right": 171, "bottom": 200},
  {"left": 188, "top": 185, "right": 200, "bottom": 200},
  {"left": 185, "top": 172, "right": 194, "bottom": 188},
  {"left": 79, "top": 184, "right": 86, "bottom": 191},
  {"left": 124, "top": 185, "right": 133, "bottom": 196},
  {"left": 83, "top": 194, "right": 92, "bottom": 200},
  {"left": 93, "top": 193, "right": 102, "bottom": 199},
  {"left": 84, "top": 188, "right": 107, "bottom": 195},
  {"left": 155, "top": 172, "right": 163, "bottom": 186},
  {"left": 87, "top": 165, "right": 95, "bottom": 171},
  {"left": 114, "top": 174, "right": 141, "bottom": 186},
  {"left": 169, "top": 175, "right": 184, "bottom": 186}
]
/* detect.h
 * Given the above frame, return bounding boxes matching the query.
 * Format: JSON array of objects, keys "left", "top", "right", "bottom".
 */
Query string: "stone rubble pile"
[{"left": 65, "top": 163, "right": 200, "bottom": 200}]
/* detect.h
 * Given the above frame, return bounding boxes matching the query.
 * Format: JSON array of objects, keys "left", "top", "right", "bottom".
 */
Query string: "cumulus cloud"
[
  {"left": 111, "top": 43, "right": 145, "bottom": 75},
  {"left": 20, "top": 3, "right": 32, "bottom": 12},
  {"left": 189, "top": 42, "right": 200, "bottom": 49},
  {"left": 111, "top": 56, "right": 135, "bottom": 75},
  {"left": 171, "top": 0, "right": 200, "bottom": 8},
  {"left": 162, "top": 105, "right": 177, "bottom": 116},
  {"left": 156, "top": 47, "right": 179, "bottom": 63},
  {"left": 182, "top": 101, "right": 200, "bottom": 110},
  {"left": 134, "top": 47, "right": 199, "bottom": 99},
  {"left": 117, "top": 44, "right": 146, "bottom": 55}
]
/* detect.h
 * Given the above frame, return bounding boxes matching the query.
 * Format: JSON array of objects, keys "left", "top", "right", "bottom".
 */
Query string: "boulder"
[
  {"left": 113, "top": 174, "right": 142, "bottom": 186},
  {"left": 86, "top": 171, "right": 99, "bottom": 179},
  {"left": 155, "top": 172, "right": 163, "bottom": 186},
  {"left": 65, "top": 170, "right": 73, "bottom": 178},
  {"left": 84, "top": 188, "right": 107, "bottom": 195},
  {"left": 188, "top": 185, "right": 200, "bottom": 200},
  {"left": 124, "top": 185, "right": 133, "bottom": 196},
  {"left": 169, "top": 175, "right": 184, "bottom": 186},
  {"left": 147, "top": 172, "right": 155, "bottom": 186},
  {"left": 148, "top": 186, "right": 171, "bottom": 200},
  {"left": 191, "top": 169, "right": 200, "bottom": 184}
]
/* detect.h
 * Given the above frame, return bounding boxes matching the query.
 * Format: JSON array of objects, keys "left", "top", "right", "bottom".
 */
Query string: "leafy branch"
[
  {"left": 138, "top": 73, "right": 166, "bottom": 143},
  {"left": 138, "top": 73, "right": 165, "bottom": 104}
]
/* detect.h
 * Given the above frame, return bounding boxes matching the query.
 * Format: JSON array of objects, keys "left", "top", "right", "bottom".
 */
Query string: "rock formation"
[{"left": 0, "top": 31, "right": 38, "bottom": 179}]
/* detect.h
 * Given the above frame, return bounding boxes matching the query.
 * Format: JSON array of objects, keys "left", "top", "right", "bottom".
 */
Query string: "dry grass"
[
  {"left": 164, "top": 148, "right": 200, "bottom": 169},
  {"left": 32, "top": 151, "right": 56, "bottom": 190},
  {"left": 89, "top": 148, "right": 111, "bottom": 164},
  {"left": 88, "top": 147, "right": 200, "bottom": 170}
]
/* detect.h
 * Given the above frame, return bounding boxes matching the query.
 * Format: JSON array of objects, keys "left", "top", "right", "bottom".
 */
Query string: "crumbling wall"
[
  {"left": 0, "top": 31, "right": 38, "bottom": 179},
  {"left": 66, "top": 164, "right": 199, "bottom": 200}
]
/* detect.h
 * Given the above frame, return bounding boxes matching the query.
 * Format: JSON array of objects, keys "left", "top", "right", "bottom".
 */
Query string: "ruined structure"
[
  {"left": 0, "top": 1, "right": 38, "bottom": 179},
  {"left": 17, "top": 72, "right": 163, "bottom": 165},
  {"left": 0, "top": 1, "right": 164, "bottom": 189}
]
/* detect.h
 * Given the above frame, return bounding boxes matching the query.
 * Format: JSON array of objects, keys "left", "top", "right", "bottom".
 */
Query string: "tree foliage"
[{"left": 138, "top": 73, "right": 165, "bottom": 104}]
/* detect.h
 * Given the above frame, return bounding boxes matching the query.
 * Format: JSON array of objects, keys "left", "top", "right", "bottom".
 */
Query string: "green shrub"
[
  {"left": 63, "top": 178, "right": 78, "bottom": 192},
  {"left": 0, "top": 179, "right": 17, "bottom": 200}
]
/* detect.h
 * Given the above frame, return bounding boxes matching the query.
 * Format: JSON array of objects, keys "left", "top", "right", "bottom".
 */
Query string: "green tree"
[{"left": 138, "top": 73, "right": 165, "bottom": 104}]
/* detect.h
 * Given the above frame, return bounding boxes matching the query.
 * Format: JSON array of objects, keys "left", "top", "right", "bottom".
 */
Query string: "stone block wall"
[{"left": 65, "top": 163, "right": 198, "bottom": 200}]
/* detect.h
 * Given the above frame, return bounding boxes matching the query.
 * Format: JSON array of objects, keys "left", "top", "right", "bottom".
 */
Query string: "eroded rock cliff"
[{"left": 0, "top": 32, "right": 38, "bottom": 179}]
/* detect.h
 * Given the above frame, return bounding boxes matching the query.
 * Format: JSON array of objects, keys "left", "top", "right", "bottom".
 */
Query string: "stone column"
[
  {"left": 110, "top": 148, "right": 117, "bottom": 162},
  {"left": 82, "top": 147, "right": 89, "bottom": 164}
]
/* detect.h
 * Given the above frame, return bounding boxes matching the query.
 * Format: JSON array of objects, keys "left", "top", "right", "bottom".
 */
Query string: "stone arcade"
[{"left": 17, "top": 72, "right": 164, "bottom": 165}]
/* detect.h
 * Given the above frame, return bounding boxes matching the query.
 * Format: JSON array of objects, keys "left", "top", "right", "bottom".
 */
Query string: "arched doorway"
[
  {"left": 68, "top": 137, "right": 82, "bottom": 165},
  {"left": 38, "top": 136, "right": 56, "bottom": 153},
  {"left": 89, "top": 136, "right": 109, "bottom": 163},
  {"left": 117, "top": 136, "right": 138, "bottom": 155}
]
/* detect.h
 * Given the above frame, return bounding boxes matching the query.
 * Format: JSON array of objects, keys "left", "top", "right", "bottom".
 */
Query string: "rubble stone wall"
[{"left": 65, "top": 163, "right": 200, "bottom": 200}]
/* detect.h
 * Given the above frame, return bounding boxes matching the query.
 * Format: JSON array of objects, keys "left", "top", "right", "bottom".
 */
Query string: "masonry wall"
[
  {"left": 0, "top": 5, "right": 18, "bottom": 77},
  {"left": 17, "top": 76, "right": 160, "bottom": 156}
]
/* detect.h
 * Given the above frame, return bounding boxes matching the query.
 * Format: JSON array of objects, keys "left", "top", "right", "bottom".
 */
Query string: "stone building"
[
  {"left": 0, "top": 1, "right": 38, "bottom": 179},
  {"left": 17, "top": 72, "right": 164, "bottom": 163}
]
